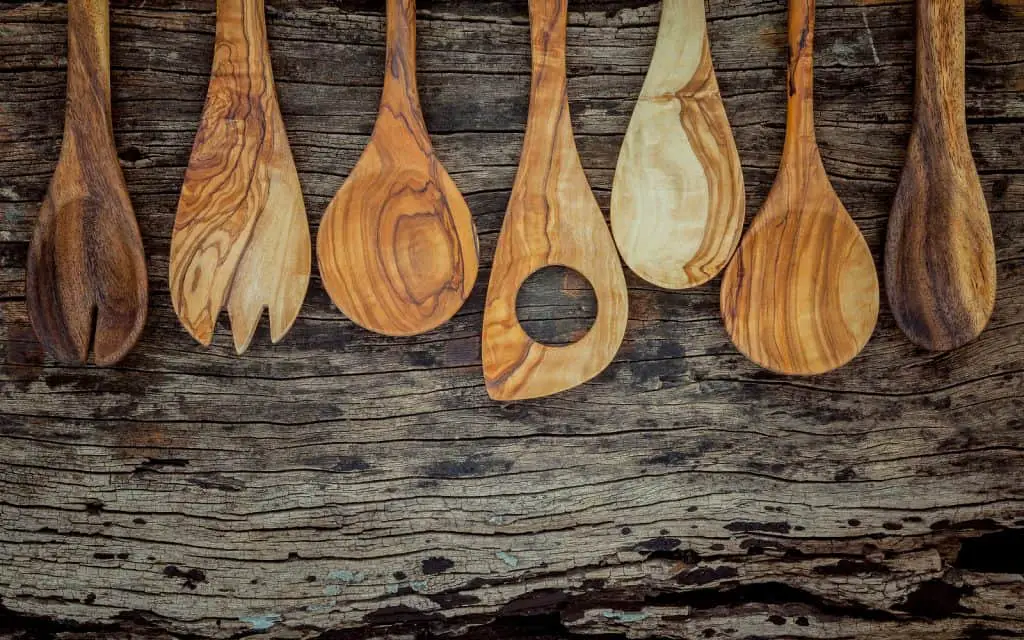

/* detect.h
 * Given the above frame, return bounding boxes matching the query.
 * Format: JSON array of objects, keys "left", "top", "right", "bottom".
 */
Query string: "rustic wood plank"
[{"left": 1, "top": 0, "right": 1022, "bottom": 638}]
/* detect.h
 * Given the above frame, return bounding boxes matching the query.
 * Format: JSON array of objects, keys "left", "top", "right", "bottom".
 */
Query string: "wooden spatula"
[
  {"left": 171, "top": 0, "right": 310, "bottom": 354},
  {"left": 720, "top": 0, "right": 879, "bottom": 376},
  {"left": 482, "top": 0, "right": 629, "bottom": 401},
  {"left": 885, "top": 0, "right": 996, "bottom": 352},
  {"left": 26, "top": 0, "right": 148, "bottom": 366},
  {"left": 611, "top": 0, "right": 744, "bottom": 289},
  {"left": 317, "top": 0, "right": 479, "bottom": 336}
]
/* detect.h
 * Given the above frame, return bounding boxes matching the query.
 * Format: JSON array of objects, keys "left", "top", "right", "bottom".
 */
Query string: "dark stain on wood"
[
  {"left": 677, "top": 566, "right": 739, "bottom": 586},
  {"left": 725, "top": 521, "right": 792, "bottom": 535},
  {"left": 931, "top": 518, "right": 1003, "bottom": 531},
  {"left": 499, "top": 589, "right": 570, "bottom": 617},
  {"left": 636, "top": 537, "right": 682, "bottom": 553},
  {"left": 424, "top": 455, "right": 514, "bottom": 478},
  {"left": 162, "top": 565, "right": 207, "bottom": 591},
  {"left": 813, "top": 559, "right": 891, "bottom": 576},
  {"left": 329, "top": 456, "right": 372, "bottom": 473},
  {"left": 894, "top": 580, "right": 975, "bottom": 619},
  {"left": 956, "top": 529, "right": 1024, "bottom": 573},
  {"left": 362, "top": 604, "right": 444, "bottom": 626},
  {"left": 422, "top": 556, "right": 455, "bottom": 575}
]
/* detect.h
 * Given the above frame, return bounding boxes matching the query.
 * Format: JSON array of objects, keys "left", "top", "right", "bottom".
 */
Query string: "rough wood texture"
[
  {"left": 25, "top": 0, "right": 147, "bottom": 366},
  {"left": 483, "top": 0, "right": 628, "bottom": 400},
  {"left": 611, "top": 0, "right": 743, "bottom": 290},
  {"left": 318, "top": 0, "right": 478, "bottom": 337},
  {"left": 885, "top": 0, "right": 997, "bottom": 352},
  {"left": 170, "top": 0, "right": 310, "bottom": 354},
  {"left": 1, "top": 1, "right": 1023, "bottom": 639},
  {"left": 720, "top": 0, "right": 880, "bottom": 376}
]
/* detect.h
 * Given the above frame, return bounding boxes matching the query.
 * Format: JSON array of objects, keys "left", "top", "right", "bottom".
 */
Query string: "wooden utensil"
[
  {"left": 720, "top": 0, "right": 879, "bottom": 376},
  {"left": 885, "top": 0, "right": 996, "bottom": 352},
  {"left": 26, "top": 0, "right": 148, "bottom": 366},
  {"left": 171, "top": 0, "right": 310, "bottom": 354},
  {"left": 317, "top": 0, "right": 478, "bottom": 336},
  {"left": 482, "top": 0, "right": 629, "bottom": 401},
  {"left": 611, "top": 0, "right": 744, "bottom": 290}
]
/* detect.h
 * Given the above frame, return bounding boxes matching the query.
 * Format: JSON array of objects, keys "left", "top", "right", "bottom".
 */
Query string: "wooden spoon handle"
[
  {"left": 482, "top": 0, "right": 629, "bottom": 400},
  {"left": 64, "top": 0, "right": 116, "bottom": 160},
  {"left": 784, "top": 0, "right": 817, "bottom": 153},
  {"left": 382, "top": 0, "right": 422, "bottom": 115},
  {"left": 914, "top": 0, "right": 967, "bottom": 132},
  {"left": 525, "top": 0, "right": 569, "bottom": 128}
]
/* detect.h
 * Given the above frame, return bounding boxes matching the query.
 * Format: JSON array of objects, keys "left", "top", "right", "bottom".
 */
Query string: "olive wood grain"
[
  {"left": 482, "top": 0, "right": 629, "bottom": 401},
  {"left": 885, "top": 0, "right": 996, "bottom": 352},
  {"left": 25, "top": 0, "right": 148, "bottom": 366},
  {"left": 611, "top": 0, "right": 744, "bottom": 290},
  {"left": 317, "top": 0, "right": 479, "bottom": 337},
  {"left": 720, "top": 0, "right": 879, "bottom": 376},
  {"left": 171, "top": 0, "right": 310, "bottom": 354}
]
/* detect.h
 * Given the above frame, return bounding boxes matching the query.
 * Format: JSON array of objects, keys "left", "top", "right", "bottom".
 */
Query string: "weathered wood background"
[{"left": 1, "top": 0, "right": 1023, "bottom": 638}]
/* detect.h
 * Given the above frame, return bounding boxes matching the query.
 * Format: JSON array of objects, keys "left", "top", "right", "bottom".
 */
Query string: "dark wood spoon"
[
  {"left": 885, "top": 0, "right": 996, "bottom": 351},
  {"left": 26, "top": 0, "right": 147, "bottom": 365}
]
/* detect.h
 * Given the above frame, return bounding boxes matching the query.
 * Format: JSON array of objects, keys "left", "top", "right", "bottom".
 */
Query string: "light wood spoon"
[
  {"left": 886, "top": 0, "right": 996, "bottom": 352},
  {"left": 482, "top": 0, "right": 629, "bottom": 401},
  {"left": 611, "top": 0, "right": 744, "bottom": 289},
  {"left": 720, "top": 0, "right": 879, "bottom": 375},
  {"left": 26, "top": 0, "right": 148, "bottom": 366},
  {"left": 317, "top": 0, "right": 479, "bottom": 336},
  {"left": 171, "top": 0, "right": 310, "bottom": 354}
]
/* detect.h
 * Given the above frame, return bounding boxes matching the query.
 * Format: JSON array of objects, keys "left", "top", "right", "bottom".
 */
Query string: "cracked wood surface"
[{"left": 0, "top": 0, "right": 1022, "bottom": 638}]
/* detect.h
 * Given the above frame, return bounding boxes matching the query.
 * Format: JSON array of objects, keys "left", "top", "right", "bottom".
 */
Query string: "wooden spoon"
[
  {"left": 171, "top": 0, "right": 310, "bottom": 354},
  {"left": 25, "top": 0, "right": 148, "bottom": 366},
  {"left": 720, "top": 0, "right": 879, "bottom": 375},
  {"left": 482, "top": 0, "right": 629, "bottom": 401},
  {"left": 611, "top": 0, "right": 744, "bottom": 289},
  {"left": 317, "top": 0, "right": 479, "bottom": 336},
  {"left": 885, "top": 0, "right": 996, "bottom": 352}
]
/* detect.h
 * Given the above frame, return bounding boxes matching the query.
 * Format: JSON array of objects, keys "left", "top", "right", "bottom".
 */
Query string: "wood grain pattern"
[
  {"left": 317, "top": 0, "right": 478, "bottom": 337},
  {"left": 482, "top": 0, "right": 628, "bottom": 401},
  {"left": 24, "top": 0, "right": 147, "bottom": 366},
  {"left": 720, "top": 0, "right": 879, "bottom": 376},
  {"left": 3, "top": 2, "right": 1024, "bottom": 638},
  {"left": 885, "top": 0, "right": 996, "bottom": 352},
  {"left": 610, "top": 0, "right": 744, "bottom": 290},
  {"left": 170, "top": 0, "right": 310, "bottom": 354}
]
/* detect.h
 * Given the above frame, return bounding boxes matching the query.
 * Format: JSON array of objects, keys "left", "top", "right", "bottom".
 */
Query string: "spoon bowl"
[
  {"left": 611, "top": 0, "right": 744, "bottom": 289},
  {"left": 720, "top": 0, "right": 879, "bottom": 375},
  {"left": 317, "top": 0, "right": 478, "bottom": 336}
]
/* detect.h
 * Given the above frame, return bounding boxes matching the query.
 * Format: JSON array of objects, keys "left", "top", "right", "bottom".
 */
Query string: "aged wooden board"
[{"left": 0, "top": 0, "right": 1022, "bottom": 638}]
